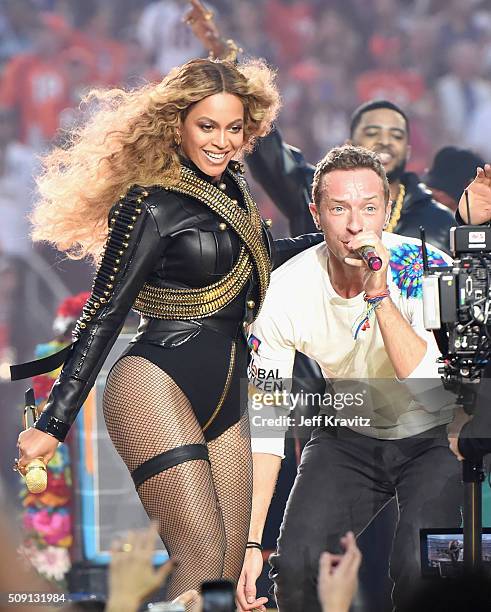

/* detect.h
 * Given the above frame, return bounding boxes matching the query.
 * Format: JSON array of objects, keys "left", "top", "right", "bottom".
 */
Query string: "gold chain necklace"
[{"left": 385, "top": 184, "right": 406, "bottom": 233}]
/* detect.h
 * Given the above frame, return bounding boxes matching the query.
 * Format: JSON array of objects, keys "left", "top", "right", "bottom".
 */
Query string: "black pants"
[{"left": 269, "top": 425, "right": 463, "bottom": 611}]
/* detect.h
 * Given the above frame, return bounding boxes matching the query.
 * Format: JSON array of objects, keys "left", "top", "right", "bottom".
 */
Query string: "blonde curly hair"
[{"left": 32, "top": 58, "right": 281, "bottom": 262}]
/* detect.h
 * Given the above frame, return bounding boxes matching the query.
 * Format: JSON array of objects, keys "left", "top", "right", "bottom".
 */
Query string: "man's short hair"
[
  {"left": 312, "top": 145, "right": 390, "bottom": 207},
  {"left": 349, "top": 99, "right": 410, "bottom": 137}
]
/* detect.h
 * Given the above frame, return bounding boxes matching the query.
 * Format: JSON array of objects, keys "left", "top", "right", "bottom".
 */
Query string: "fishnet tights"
[
  {"left": 208, "top": 408, "right": 252, "bottom": 582},
  {"left": 103, "top": 355, "right": 252, "bottom": 603}
]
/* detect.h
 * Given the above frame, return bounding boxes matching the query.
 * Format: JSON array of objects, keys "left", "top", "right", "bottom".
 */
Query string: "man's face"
[
  {"left": 309, "top": 168, "right": 389, "bottom": 265},
  {"left": 350, "top": 108, "right": 409, "bottom": 182}
]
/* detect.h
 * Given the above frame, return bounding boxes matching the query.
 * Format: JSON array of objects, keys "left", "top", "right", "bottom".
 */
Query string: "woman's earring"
[{"left": 174, "top": 131, "right": 182, "bottom": 147}]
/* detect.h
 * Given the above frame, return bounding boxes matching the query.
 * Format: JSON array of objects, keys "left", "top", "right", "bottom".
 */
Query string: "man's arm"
[
  {"left": 374, "top": 298, "right": 427, "bottom": 379},
  {"left": 247, "top": 126, "right": 317, "bottom": 236},
  {"left": 347, "top": 231, "right": 443, "bottom": 380},
  {"left": 375, "top": 272, "right": 452, "bottom": 381},
  {"left": 272, "top": 232, "right": 324, "bottom": 270},
  {"left": 237, "top": 297, "right": 296, "bottom": 611},
  {"left": 237, "top": 453, "right": 281, "bottom": 611},
  {"left": 248, "top": 453, "right": 282, "bottom": 543}
]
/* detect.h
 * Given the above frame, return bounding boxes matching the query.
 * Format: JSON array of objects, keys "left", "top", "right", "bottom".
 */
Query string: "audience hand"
[
  {"left": 447, "top": 406, "right": 473, "bottom": 461},
  {"left": 458, "top": 163, "right": 491, "bottom": 224},
  {"left": 173, "top": 588, "right": 203, "bottom": 612},
  {"left": 317, "top": 532, "right": 362, "bottom": 612},
  {"left": 106, "top": 523, "right": 174, "bottom": 612}
]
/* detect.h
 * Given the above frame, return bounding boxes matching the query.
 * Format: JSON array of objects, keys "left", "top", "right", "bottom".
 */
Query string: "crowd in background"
[
  {"left": 1, "top": 0, "right": 491, "bottom": 465},
  {"left": 1, "top": 0, "right": 491, "bottom": 606},
  {"left": 2, "top": 0, "right": 491, "bottom": 165},
  {"left": 1, "top": 0, "right": 491, "bottom": 240}
]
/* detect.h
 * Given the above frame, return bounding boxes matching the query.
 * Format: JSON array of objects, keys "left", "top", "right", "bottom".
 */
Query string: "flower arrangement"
[{"left": 18, "top": 292, "right": 89, "bottom": 587}]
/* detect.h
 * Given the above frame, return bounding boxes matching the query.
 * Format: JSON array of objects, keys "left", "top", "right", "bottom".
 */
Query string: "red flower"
[
  {"left": 46, "top": 474, "right": 70, "bottom": 498},
  {"left": 56, "top": 292, "right": 90, "bottom": 319},
  {"left": 33, "top": 375, "right": 55, "bottom": 400}
]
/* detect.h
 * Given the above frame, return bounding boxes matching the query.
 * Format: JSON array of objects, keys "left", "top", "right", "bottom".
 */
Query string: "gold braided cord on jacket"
[{"left": 133, "top": 166, "right": 271, "bottom": 321}]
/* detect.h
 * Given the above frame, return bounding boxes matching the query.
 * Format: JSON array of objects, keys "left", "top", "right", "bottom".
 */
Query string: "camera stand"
[{"left": 462, "top": 458, "right": 485, "bottom": 569}]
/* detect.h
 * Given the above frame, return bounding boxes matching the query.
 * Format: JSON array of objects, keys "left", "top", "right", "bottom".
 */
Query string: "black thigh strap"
[{"left": 131, "top": 444, "right": 209, "bottom": 489}]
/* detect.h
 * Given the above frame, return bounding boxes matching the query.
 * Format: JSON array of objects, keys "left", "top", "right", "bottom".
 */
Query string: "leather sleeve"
[
  {"left": 35, "top": 187, "right": 166, "bottom": 441},
  {"left": 422, "top": 207, "right": 456, "bottom": 255},
  {"left": 272, "top": 232, "right": 324, "bottom": 270},
  {"left": 397, "top": 202, "right": 456, "bottom": 255},
  {"left": 246, "top": 126, "right": 317, "bottom": 236}
]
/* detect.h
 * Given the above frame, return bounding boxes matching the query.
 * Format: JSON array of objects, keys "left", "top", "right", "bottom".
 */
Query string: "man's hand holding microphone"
[{"left": 344, "top": 231, "right": 390, "bottom": 295}]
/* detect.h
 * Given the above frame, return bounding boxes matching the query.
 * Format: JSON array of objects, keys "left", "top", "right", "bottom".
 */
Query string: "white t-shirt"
[{"left": 248, "top": 232, "right": 457, "bottom": 456}]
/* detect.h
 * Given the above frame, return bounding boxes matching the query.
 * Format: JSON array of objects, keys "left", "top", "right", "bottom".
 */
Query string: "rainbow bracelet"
[{"left": 352, "top": 288, "right": 390, "bottom": 339}]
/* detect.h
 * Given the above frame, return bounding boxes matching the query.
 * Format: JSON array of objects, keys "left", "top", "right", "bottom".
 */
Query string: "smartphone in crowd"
[{"left": 202, "top": 579, "right": 235, "bottom": 612}]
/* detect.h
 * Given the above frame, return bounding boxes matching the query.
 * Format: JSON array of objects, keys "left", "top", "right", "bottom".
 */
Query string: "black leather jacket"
[
  {"left": 29, "top": 160, "right": 323, "bottom": 442},
  {"left": 247, "top": 127, "right": 457, "bottom": 253}
]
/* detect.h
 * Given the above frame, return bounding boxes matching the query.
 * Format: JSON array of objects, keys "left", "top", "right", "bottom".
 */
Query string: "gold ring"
[{"left": 121, "top": 543, "right": 133, "bottom": 553}]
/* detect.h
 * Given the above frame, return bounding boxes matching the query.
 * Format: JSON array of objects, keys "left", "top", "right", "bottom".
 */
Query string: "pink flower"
[
  {"left": 31, "top": 509, "right": 51, "bottom": 534},
  {"left": 31, "top": 510, "right": 71, "bottom": 545},
  {"left": 23, "top": 512, "right": 35, "bottom": 531}
]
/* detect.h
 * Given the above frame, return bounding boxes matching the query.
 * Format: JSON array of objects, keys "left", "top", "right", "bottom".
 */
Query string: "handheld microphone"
[
  {"left": 356, "top": 245, "right": 382, "bottom": 271},
  {"left": 25, "top": 459, "right": 48, "bottom": 494}
]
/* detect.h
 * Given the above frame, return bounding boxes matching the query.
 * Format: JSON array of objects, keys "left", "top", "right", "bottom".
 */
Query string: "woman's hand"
[
  {"left": 458, "top": 163, "right": 491, "bottom": 224},
  {"left": 17, "top": 427, "right": 59, "bottom": 475}
]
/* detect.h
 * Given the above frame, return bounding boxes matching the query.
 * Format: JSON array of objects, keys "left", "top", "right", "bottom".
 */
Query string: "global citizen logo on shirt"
[{"left": 247, "top": 334, "right": 261, "bottom": 352}]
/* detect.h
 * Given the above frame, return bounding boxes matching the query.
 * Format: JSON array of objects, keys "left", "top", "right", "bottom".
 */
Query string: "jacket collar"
[
  {"left": 402, "top": 171, "right": 433, "bottom": 207},
  {"left": 179, "top": 155, "right": 242, "bottom": 184}
]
